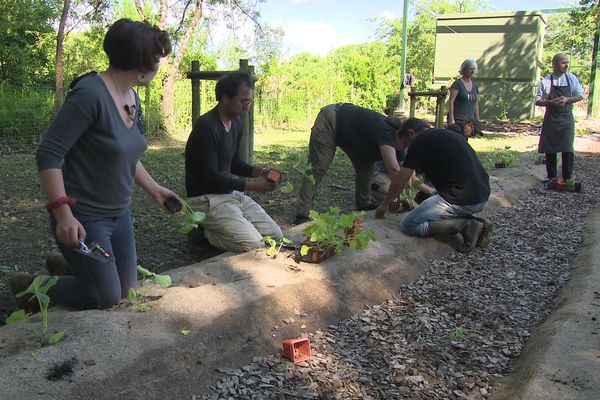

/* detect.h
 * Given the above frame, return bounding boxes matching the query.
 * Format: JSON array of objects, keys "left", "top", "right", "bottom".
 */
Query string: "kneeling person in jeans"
[
  {"left": 185, "top": 72, "right": 282, "bottom": 252},
  {"left": 375, "top": 118, "right": 492, "bottom": 253}
]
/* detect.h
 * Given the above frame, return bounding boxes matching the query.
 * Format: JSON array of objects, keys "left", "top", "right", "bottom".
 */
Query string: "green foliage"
[
  {"left": 400, "top": 178, "right": 424, "bottom": 205},
  {"left": 175, "top": 198, "right": 205, "bottom": 236},
  {"left": 261, "top": 236, "right": 292, "bottom": 257},
  {"left": 544, "top": 9, "right": 595, "bottom": 85},
  {"left": 6, "top": 275, "right": 65, "bottom": 349},
  {"left": 300, "top": 207, "right": 376, "bottom": 257},
  {"left": 127, "top": 265, "right": 172, "bottom": 312},
  {"left": 273, "top": 150, "right": 314, "bottom": 193},
  {"left": 0, "top": 0, "right": 59, "bottom": 87},
  {"left": 448, "top": 326, "right": 468, "bottom": 340}
]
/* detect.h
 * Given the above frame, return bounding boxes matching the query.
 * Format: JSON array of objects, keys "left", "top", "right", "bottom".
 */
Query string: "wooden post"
[
  {"left": 238, "top": 59, "right": 251, "bottom": 164},
  {"left": 248, "top": 64, "right": 255, "bottom": 165},
  {"left": 409, "top": 86, "right": 416, "bottom": 117},
  {"left": 434, "top": 86, "right": 447, "bottom": 128},
  {"left": 191, "top": 61, "right": 200, "bottom": 123}
]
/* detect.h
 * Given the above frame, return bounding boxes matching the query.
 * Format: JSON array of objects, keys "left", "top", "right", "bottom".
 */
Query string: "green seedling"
[
  {"left": 175, "top": 198, "right": 205, "bottom": 235},
  {"left": 262, "top": 236, "right": 292, "bottom": 257},
  {"left": 400, "top": 178, "right": 423, "bottom": 207},
  {"left": 300, "top": 207, "right": 376, "bottom": 257},
  {"left": 276, "top": 150, "right": 315, "bottom": 193},
  {"left": 127, "top": 265, "right": 172, "bottom": 312},
  {"left": 6, "top": 275, "right": 65, "bottom": 349},
  {"left": 448, "top": 326, "right": 468, "bottom": 341}
]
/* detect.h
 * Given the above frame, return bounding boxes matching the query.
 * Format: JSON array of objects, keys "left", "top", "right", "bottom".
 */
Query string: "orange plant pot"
[
  {"left": 265, "top": 169, "right": 283, "bottom": 184},
  {"left": 282, "top": 338, "right": 311, "bottom": 363}
]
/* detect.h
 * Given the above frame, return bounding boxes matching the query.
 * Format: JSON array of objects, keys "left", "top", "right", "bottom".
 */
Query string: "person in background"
[
  {"left": 535, "top": 53, "right": 584, "bottom": 182},
  {"left": 185, "top": 72, "right": 283, "bottom": 253},
  {"left": 375, "top": 118, "right": 492, "bottom": 253},
  {"left": 448, "top": 59, "right": 480, "bottom": 127},
  {"left": 10, "top": 19, "right": 178, "bottom": 312},
  {"left": 293, "top": 103, "right": 405, "bottom": 225}
]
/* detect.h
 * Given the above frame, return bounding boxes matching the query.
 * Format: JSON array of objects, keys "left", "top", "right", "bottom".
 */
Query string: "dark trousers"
[{"left": 546, "top": 152, "right": 574, "bottom": 180}]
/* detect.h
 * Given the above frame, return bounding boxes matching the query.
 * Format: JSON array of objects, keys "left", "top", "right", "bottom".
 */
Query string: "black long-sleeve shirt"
[{"left": 185, "top": 107, "right": 253, "bottom": 197}]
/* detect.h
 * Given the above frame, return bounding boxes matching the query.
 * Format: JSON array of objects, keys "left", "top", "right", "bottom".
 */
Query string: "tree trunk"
[
  {"left": 160, "top": 0, "right": 203, "bottom": 134},
  {"left": 53, "top": 0, "right": 72, "bottom": 114}
]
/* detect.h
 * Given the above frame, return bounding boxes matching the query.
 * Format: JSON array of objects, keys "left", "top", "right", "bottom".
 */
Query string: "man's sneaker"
[{"left": 293, "top": 214, "right": 311, "bottom": 225}]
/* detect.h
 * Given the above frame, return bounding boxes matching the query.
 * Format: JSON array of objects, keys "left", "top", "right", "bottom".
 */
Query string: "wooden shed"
[{"left": 433, "top": 11, "right": 546, "bottom": 120}]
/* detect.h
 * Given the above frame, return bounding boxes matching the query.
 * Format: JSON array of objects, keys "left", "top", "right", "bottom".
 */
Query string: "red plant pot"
[
  {"left": 282, "top": 338, "right": 311, "bottom": 363},
  {"left": 265, "top": 169, "right": 282, "bottom": 184}
]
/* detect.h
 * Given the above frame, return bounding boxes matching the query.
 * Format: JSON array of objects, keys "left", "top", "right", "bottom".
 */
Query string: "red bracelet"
[{"left": 45, "top": 197, "right": 77, "bottom": 213}]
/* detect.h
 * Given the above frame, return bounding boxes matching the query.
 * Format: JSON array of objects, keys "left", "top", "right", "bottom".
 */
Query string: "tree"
[
  {"left": 54, "top": 0, "right": 72, "bottom": 113},
  {"left": 129, "top": 0, "right": 268, "bottom": 135},
  {"left": 0, "top": 0, "right": 59, "bottom": 87}
]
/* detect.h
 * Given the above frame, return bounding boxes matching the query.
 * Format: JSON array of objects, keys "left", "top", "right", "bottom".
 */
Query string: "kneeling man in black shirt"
[{"left": 375, "top": 118, "right": 492, "bottom": 253}]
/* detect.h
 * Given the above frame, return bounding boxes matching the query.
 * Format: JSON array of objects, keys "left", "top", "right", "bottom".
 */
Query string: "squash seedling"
[
  {"left": 127, "top": 265, "right": 172, "bottom": 312},
  {"left": 299, "top": 208, "right": 376, "bottom": 262},
  {"left": 261, "top": 236, "right": 293, "bottom": 257},
  {"left": 173, "top": 198, "right": 205, "bottom": 235},
  {"left": 6, "top": 275, "right": 65, "bottom": 350},
  {"left": 276, "top": 151, "right": 315, "bottom": 193}
]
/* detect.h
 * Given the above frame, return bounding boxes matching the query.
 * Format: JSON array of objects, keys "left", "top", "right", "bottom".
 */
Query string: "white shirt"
[{"left": 535, "top": 72, "right": 584, "bottom": 101}]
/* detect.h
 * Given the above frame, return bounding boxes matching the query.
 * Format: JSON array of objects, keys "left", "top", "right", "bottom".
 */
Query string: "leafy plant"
[
  {"left": 448, "top": 326, "right": 468, "bottom": 341},
  {"left": 261, "top": 236, "right": 292, "bottom": 257},
  {"left": 400, "top": 178, "right": 423, "bottom": 206},
  {"left": 300, "top": 207, "right": 376, "bottom": 257},
  {"left": 275, "top": 150, "right": 315, "bottom": 193},
  {"left": 6, "top": 275, "right": 65, "bottom": 349},
  {"left": 176, "top": 198, "right": 205, "bottom": 235},
  {"left": 127, "top": 265, "right": 172, "bottom": 312}
]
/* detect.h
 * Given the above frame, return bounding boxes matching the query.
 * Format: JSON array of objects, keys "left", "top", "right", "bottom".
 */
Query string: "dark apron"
[{"left": 538, "top": 75, "right": 574, "bottom": 153}]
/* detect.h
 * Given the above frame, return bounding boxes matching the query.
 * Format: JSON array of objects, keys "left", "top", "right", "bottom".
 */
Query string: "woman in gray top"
[
  {"left": 12, "top": 19, "right": 178, "bottom": 311},
  {"left": 448, "top": 59, "right": 480, "bottom": 126}
]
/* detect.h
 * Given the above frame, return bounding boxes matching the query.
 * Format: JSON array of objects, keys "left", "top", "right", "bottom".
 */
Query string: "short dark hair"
[
  {"left": 103, "top": 19, "right": 172, "bottom": 72},
  {"left": 397, "top": 118, "right": 429, "bottom": 138},
  {"left": 215, "top": 72, "right": 253, "bottom": 101}
]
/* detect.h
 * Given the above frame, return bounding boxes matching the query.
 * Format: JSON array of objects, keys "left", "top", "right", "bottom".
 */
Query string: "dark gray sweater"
[{"left": 36, "top": 74, "right": 147, "bottom": 216}]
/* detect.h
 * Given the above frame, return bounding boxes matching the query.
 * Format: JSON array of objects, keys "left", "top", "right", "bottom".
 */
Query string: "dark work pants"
[{"left": 545, "top": 152, "right": 574, "bottom": 180}]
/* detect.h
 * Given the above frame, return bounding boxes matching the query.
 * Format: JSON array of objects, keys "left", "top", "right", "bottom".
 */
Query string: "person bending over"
[{"left": 375, "top": 118, "right": 492, "bottom": 253}]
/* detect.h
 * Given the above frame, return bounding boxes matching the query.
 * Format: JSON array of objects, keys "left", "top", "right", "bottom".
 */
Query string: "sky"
[{"left": 258, "top": 0, "right": 578, "bottom": 57}]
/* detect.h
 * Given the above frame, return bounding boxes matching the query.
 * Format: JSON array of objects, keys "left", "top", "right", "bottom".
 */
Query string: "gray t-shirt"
[
  {"left": 36, "top": 73, "right": 147, "bottom": 216},
  {"left": 450, "top": 79, "right": 479, "bottom": 122}
]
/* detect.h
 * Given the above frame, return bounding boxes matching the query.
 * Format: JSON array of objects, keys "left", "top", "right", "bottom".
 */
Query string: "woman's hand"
[
  {"left": 54, "top": 210, "right": 86, "bottom": 248},
  {"left": 151, "top": 186, "right": 182, "bottom": 213}
]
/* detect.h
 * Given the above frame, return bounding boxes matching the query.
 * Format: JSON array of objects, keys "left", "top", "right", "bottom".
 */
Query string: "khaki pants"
[
  {"left": 370, "top": 171, "right": 391, "bottom": 204},
  {"left": 188, "top": 192, "right": 282, "bottom": 253},
  {"left": 296, "top": 104, "right": 375, "bottom": 217}
]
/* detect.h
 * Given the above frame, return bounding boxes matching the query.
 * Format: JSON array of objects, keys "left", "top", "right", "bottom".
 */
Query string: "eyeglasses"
[{"left": 240, "top": 99, "right": 253, "bottom": 106}]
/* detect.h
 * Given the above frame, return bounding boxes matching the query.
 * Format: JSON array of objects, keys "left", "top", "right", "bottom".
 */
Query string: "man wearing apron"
[{"left": 535, "top": 53, "right": 584, "bottom": 181}]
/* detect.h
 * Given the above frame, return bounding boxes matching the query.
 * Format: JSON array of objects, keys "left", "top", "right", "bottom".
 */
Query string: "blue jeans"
[
  {"left": 48, "top": 210, "right": 138, "bottom": 309},
  {"left": 401, "top": 194, "right": 487, "bottom": 237}
]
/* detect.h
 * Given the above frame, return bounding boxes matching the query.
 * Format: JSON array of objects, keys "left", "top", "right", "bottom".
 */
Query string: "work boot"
[
  {"left": 460, "top": 219, "right": 484, "bottom": 253},
  {"left": 9, "top": 272, "right": 39, "bottom": 314},
  {"left": 46, "top": 252, "right": 71, "bottom": 276},
  {"left": 428, "top": 218, "right": 483, "bottom": 253},
  {"left": 472, "top": 216, "right": 493, "bottom": 248}
]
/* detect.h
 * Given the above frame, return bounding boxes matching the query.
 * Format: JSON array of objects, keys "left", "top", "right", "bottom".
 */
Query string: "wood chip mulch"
[{"left": 198, "top": 153, "right": 599, "bottom": 400}]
